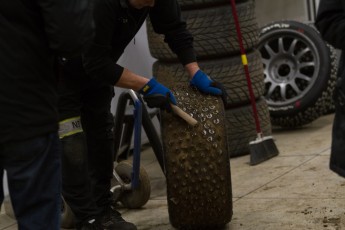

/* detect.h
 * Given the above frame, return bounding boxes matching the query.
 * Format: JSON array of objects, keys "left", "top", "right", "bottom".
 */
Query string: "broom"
[{"left": 230, "top": 0, "right": 279, "bottom": 165}]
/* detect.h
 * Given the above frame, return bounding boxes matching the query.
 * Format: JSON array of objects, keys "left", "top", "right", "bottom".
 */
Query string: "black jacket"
[
  {"left": 83, "top": 0, "right": 196, "bottom": 85},
  {"left": 0, "top": 0, "right": 93, "bottom": 143},
  {"left": 315, "top": 0, "right": 345, "bottom": 177}
]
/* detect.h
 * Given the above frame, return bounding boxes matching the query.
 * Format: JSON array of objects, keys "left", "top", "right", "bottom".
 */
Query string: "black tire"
[
  {"left": 61, "top": 196, "right": 75, "bottom": 229},
  {"left": 257, "top": 20, "right": 337, "bottom": 127},
  {"left": 161, "top": 84, "right": 233, "bottom": 229},
  {"left": 226, "top": 98, "right": 272, "bottom": 157},
  {"left": 153, "top": 50, "right": 264, "bottom": 107},
  {"left": 114, "top": 160, "right": 151, "bottom": 209},
  {"left": 147, "top": 0, "right": 258, "bottom": 61}
]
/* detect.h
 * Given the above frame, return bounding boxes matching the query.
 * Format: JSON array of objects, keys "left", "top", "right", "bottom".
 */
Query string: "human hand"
[
  {"left": 190, "top": 70, "right": 223, "bottom": 95},
  {"left": 139, "top": 78, "right": 177, "bottom": 111}
]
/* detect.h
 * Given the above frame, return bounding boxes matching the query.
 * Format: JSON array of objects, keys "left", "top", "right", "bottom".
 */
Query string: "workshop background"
[{"left": 1, "top": 0, "right": 322, "bottom": 203}]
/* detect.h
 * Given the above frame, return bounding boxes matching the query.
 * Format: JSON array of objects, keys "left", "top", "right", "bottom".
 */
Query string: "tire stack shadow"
[{"left": 147, "top": 0, "right": 272, "bottom": 157}]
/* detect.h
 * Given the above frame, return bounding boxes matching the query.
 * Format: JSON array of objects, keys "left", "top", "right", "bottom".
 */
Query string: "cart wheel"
[
  {"left": 161, "top": 84, "right": 233, "bottom": 229},
  {"left": 61, "top": 196, "right": 75, "bottom": 229},
  {"left": 115, "top": 160, "right": 151, "bottom": 209}
]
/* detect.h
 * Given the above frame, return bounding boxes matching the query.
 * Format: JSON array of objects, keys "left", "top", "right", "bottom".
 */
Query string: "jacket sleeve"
[
  {"left": 149, "top": 0, "right": 196, "bottom": 65},
  {"left": 315, "top": 0, "right": 345, "bottom": 50},
  {"left": 82, "top": 0, "right": 124, "bottom": 85},
  {"left": 36, "top": 0, "right": 94, "bottom": 58}
]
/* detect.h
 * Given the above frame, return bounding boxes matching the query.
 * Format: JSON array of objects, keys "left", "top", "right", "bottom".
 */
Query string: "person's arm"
[
  {"left": 149, "top": 0, "right": 223, "bottom": 96},
  {"left": 82, "top": 0, "right": 129, "bottom": 86},
  {"left": 36, "top": 0, "right": 94, "bottom": 58},
  {"left": 116, "top": 68, "right": 149, "bottom": 90},
  {"left": 185, "top": 62, "right": 200, "bottom": 79},
  {"left": 315, "top": 0, "right": 345, "bottom": 50},
  {"left": 149, "top": 0, "right": 196, "bottom": 66}
]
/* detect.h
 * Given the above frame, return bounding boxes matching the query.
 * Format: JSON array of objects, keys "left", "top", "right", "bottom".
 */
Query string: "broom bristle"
[{"left": 249, "top": 136, "right": 279, "bottom": 165}]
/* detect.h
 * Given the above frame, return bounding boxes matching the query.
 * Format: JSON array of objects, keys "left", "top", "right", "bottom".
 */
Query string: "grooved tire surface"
[
  {"left": 161, "top": 84, "right": 232, "bottom": 229},
  {"left": 115, "top": 160, "right": 151, "bottom": 209},
  {"left": 226, "top": 99, "right": 272, "bottom": 157},
  {"left": 257, "top": 20, "right": 337, "bottom": 127},
  {"left": 153, "top": 50, "right": 264, "bottom": 107},
  {"left": 147, "top": 0, "right": 258, "bottom": 61}
]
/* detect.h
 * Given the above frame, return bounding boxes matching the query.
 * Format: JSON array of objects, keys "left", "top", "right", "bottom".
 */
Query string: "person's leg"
[
  {"left": 4, "top": 133, "right": 61, "bottom": 230},
  {"left": 81, "top": 85, "right": 137, "bottom": 230},
  {"left": 81, "top": 85, "right": 115, "bottom": 210},
  {"left": 58, "top": 57, "right": 99, "bottom": 227}
]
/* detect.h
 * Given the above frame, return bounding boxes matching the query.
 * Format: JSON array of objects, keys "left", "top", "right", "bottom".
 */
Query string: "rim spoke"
[
  {"left": 298, "top": 61, "right": 314, "bottom": 69},
  {"left": 280, "top": 84, "right": 287, "bottom": 100},
  {"left": 266, "top": 83, "right": 276, "bottom": 99},
  {"left": 295, "top": 72, "right": 311, "bottom": 82},
  {"left": 287, "top": 38, "right": 298, "bottom": 55},
  {"left": 264, "top": 43, "right": 276, "bottom": 57},
  {"left": 278, "top": 37, "right": 285, "bottom": 53},
  {"left": 262, "top": 58, "right": 270, "bottom": 66},
  {"left": 296, "top": 47, "right": 310, "bottom": 59},
  {"left": 290, "top": 82, "right": 302, "bottom": 95}
]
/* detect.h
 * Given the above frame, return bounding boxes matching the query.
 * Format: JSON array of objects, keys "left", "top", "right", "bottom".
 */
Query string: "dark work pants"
[
  {"left": 58, "top": 58, "right": 115, "bottom": 225},
  {"left": 0, "top": 133, "right": 61, "bottom": 230},
  {"left": 330, "top": 54, "right": 345, "bottom": 178}
]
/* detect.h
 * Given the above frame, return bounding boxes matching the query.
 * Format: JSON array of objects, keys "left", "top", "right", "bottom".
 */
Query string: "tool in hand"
[
  {"left": 170, "top": 104, "right": 198, "bottom": 126},
  {"left": 230, "top": 0, "right": 279, "bottom": 165},
  {"left": 142, "top": 93, "right": 198, "bottom": 126}
]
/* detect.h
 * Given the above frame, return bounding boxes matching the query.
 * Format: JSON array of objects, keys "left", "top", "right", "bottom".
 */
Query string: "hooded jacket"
[
  {"left": 316, "top": 0, "right": 345, "bottom": 177},
  {"left": 83, "top": 0, "right": 197, "bottom": 85},
  {"left": 0, "top": 0, "right": 93, "bottom": 143}
]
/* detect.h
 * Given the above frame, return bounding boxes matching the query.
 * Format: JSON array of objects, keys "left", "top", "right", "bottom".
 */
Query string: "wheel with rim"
[
  {"left": 257, "top": 20, "right": 337, "bottom": 127},
  {"left": 114, "top": 160, "right": 151, "bottom": 209}
]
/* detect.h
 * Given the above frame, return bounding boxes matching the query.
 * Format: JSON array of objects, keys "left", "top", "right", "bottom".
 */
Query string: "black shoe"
[
  {"left": 77, "top": 219, "right": 104, "bottom": 230},
  {"left": 99, "top": 206, "right": 137, "bottom": 230}
]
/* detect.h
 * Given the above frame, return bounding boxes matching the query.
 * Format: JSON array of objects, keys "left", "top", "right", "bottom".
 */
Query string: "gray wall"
[{"left": 256, "top": 0, "right": 320, "bottom": 26}]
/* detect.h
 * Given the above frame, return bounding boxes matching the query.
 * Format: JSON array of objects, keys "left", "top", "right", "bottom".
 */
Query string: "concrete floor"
[{"left": 1, "top": 113, "right": 345, "bottom": 230}]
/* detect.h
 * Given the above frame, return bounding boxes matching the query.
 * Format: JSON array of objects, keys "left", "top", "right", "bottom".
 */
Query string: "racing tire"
[
  {"left": 257, "top": 20, "right": 337, "bottom": 127},
  {"left": 153, "top": 50, "right": 265, "bottom": 107},
  {"left": 226, "top": 98, "right": 272, "bottom": 157},
  {"left": 147, "top": 0, "right": 258, "bottom": 61},
  {"left": 160, "top": 83, "right": 233, "bottom": 229}
]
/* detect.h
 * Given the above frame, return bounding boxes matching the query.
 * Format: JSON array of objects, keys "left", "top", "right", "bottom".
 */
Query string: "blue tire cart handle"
[{"left": 130, "top": 90, "right": 142, "bottom": 190}]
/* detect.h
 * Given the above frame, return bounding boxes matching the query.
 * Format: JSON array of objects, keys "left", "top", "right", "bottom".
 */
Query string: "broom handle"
[{"left": 230, "top": 0, "right": 262, "bottom": 135}]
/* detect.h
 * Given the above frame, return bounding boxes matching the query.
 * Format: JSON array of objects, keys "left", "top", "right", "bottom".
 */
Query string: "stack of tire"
[{"left": 147, "top": 0, "right": 271, "bottom": 158}]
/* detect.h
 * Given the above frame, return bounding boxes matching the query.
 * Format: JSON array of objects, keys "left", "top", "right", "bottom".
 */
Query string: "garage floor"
[{"left": 1, "top": 113, "right": 345, "bottom": 230}]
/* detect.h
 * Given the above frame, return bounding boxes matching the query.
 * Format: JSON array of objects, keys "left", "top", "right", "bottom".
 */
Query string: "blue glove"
[
  {"left": 190, "top": 70, "right": 223, "bottom": 95},
  {"left": 139, "top": 78, "right": 177, "bottom": 111}
]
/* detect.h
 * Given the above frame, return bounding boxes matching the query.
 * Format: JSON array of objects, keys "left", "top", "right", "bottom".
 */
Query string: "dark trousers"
[
  {"left": 58, "top": 58, "right": 115, "bottom": 224},
  {"left": 330, "top": 54, "right": 345, "bottom": 178},
  {"left": 0, "top": 133, "right": 61, "bottom": 230}
]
